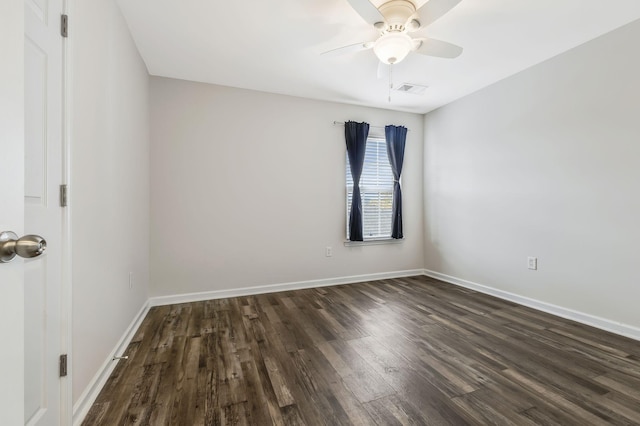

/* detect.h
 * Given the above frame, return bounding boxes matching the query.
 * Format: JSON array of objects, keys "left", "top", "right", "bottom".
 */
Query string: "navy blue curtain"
[
  {"left": 385, "top": 125, "right": 407, "bottom": 239},
  {"left": 345, "top": 121, "right": 369, "bottom": 241}
]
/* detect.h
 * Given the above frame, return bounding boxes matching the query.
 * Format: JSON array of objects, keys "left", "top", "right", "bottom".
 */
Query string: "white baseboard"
[
  {"left": 149, "top": 269, "right": 425, "bottom": 307},
  {"left": 72, "top": 300, "right": 151, "bottom": 426},
  {"left": 423, "top": 269, "right": 640, "bottom": 342}
]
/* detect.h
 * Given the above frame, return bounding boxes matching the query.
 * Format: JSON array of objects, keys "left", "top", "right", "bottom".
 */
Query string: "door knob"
[{"left": 0, "top": 231, "right": 47, "bottom": 263}]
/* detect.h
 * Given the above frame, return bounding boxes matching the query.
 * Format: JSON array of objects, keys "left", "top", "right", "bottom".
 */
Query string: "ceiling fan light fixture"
[{"left": 373, "top": 32, "right": 412, "bottom": 65}]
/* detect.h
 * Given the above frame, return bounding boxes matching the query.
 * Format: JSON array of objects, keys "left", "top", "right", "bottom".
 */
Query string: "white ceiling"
[{"left": 117, "top": 0, "right": 640, "bottom": 114}]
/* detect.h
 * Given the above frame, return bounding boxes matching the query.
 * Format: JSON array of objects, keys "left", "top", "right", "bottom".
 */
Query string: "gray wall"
[
  {"left": 149, "top": 77, "right": 425, "bottom": 296},
  {"left": 71, "top": 0, "right": 150, "bottom": 403},
  {"left": 423, "top": 20, "right": 640, "bottom": 329}
]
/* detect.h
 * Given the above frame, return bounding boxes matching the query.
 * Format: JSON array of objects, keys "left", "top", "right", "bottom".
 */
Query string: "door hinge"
[
  {"left": 59, "top": 184, "right": 68, "bottom": 207},
  {"left": 60, "top": 14, "right": 68, "bottom": 38},
  {"left": 59, "top": 354, "right": 68, "bottom": 377}
]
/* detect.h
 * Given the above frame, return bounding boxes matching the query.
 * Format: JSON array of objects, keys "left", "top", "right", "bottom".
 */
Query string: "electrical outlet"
[
  {"left": 129, "top": 272, "right": 134, "bottom": 289},
  {"left": 325, "top": 247, "right": 332, "bottom": 257},
  {"left": 527, "top": 257, "right": 537, "bottom": 270}
]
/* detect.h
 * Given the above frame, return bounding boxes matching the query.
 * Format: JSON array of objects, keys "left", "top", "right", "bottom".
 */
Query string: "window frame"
[{"left": 345, "top": 132, "right": 396, "bottom": 242}]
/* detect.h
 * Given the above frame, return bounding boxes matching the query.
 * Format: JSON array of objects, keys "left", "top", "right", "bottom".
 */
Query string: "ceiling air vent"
[{"left": 394, "top": 83, "right": 428, "bottom": 95}]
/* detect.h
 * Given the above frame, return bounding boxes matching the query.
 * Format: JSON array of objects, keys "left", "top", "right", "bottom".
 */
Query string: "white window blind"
[{"left": 346, "top": 136, "right": 394, "bottom": 240}]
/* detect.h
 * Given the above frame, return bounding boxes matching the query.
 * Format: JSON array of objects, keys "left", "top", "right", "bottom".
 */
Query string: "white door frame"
[{"left": 60, "top": 0, "right": 73, "bottom": 423}]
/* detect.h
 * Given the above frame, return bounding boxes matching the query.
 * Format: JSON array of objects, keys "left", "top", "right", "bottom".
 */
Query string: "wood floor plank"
[
  {"left": 501, "top": 368, "right": 611, "bottom": 425},
  {"left": 84, "top": 276, "right": 640, "bottom": 425},
  {"left": 595, "top": 392, "right": 640, "bottom": 424},
  {"left": 316, "top": 339, "right": 394, "bottom": 403},
  {"left": 147, "top": 335, "right": 188, "bottom": 424},
  {"left": 122, "top": 362, "right": 164, "bottom": 425},
  {"left": 348, "top": 335, "right": 472, "bottom": 424},
  {"left": 593, "top": 371, "right": 640, "bottom": 401},
  {"left": 287, "top": 348, "right": 353, "bottom": 425},
  {"left": 451, "top": 388, "right": 539, "bottom": 426},
  {"left": 363, "top": 394, "right": 425, "bottom": 426}
]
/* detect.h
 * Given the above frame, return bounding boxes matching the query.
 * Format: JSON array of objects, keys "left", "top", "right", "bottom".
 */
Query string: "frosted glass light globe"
[{"left": 373, "top": 33, "right": 413, "bottom": 65}]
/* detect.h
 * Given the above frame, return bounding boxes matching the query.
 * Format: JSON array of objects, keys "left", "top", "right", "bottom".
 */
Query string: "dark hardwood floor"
[{"left": 83, "top": 276, "right": 640, "bottom": 425}]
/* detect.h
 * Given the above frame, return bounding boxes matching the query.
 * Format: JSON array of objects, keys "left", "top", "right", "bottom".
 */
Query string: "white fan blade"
[
  {"left": 377, "top": 61, "right": 388, "bottom": 80},
  {"left": 413, "top": 38, "right": 463, "bottom": 58},
  {"left": 321, "top": 41, "right": 374, "bottom": 57},
  {"left": 347, "top": 0, "right": 385, "bottom": 25},
  {"left": 415, "top": 0, "right": 462, "bottom": 28}
]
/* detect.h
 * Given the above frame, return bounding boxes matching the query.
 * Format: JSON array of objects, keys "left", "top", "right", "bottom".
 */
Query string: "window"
[{"left": 346, "top": 134, "right": 394, "bottom": 240}]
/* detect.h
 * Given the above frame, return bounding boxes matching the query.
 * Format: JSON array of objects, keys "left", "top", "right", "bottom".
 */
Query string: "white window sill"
[{"left": 344, "top": 238, "right": 404, "bottom": 247}]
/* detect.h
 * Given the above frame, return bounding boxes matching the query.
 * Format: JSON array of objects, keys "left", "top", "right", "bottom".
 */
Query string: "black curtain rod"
[{"left": 333, "top": 121, "right": 411, "bottom": 131}]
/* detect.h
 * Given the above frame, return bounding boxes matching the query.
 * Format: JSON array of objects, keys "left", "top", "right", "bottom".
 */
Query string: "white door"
[
  {"left": 24, "top": 0, "right": 65, "bottom": 424},
  {"left": 0, "top": 1, "right": 27, "bottom": 424}
]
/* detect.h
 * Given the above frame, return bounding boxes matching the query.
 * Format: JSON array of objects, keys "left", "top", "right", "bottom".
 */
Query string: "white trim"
[
  {"left": 72, "top": 301, "right": 151, "bottom": 426},
  {"left": 149, "top": 269, "right": 424, "bottom": 307},
  {"left": 423, "top": 269, "right": 640, "bottom": 342},
  {"left": 344, "top": 238, "right": 404, "bottom": 247},
  {"left": 60, "top": 0, "right": 73, "bottom": 423}
]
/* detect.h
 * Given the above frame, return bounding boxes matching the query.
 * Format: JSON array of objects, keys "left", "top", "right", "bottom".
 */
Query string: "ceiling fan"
[{"left": 324, "top": 0, "right": 463, "bottom": 65}]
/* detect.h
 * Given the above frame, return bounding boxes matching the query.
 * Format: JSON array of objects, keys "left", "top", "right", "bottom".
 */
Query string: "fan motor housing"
[{"left": 378, "top": 0, "right": 416, "bottom": 32}]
